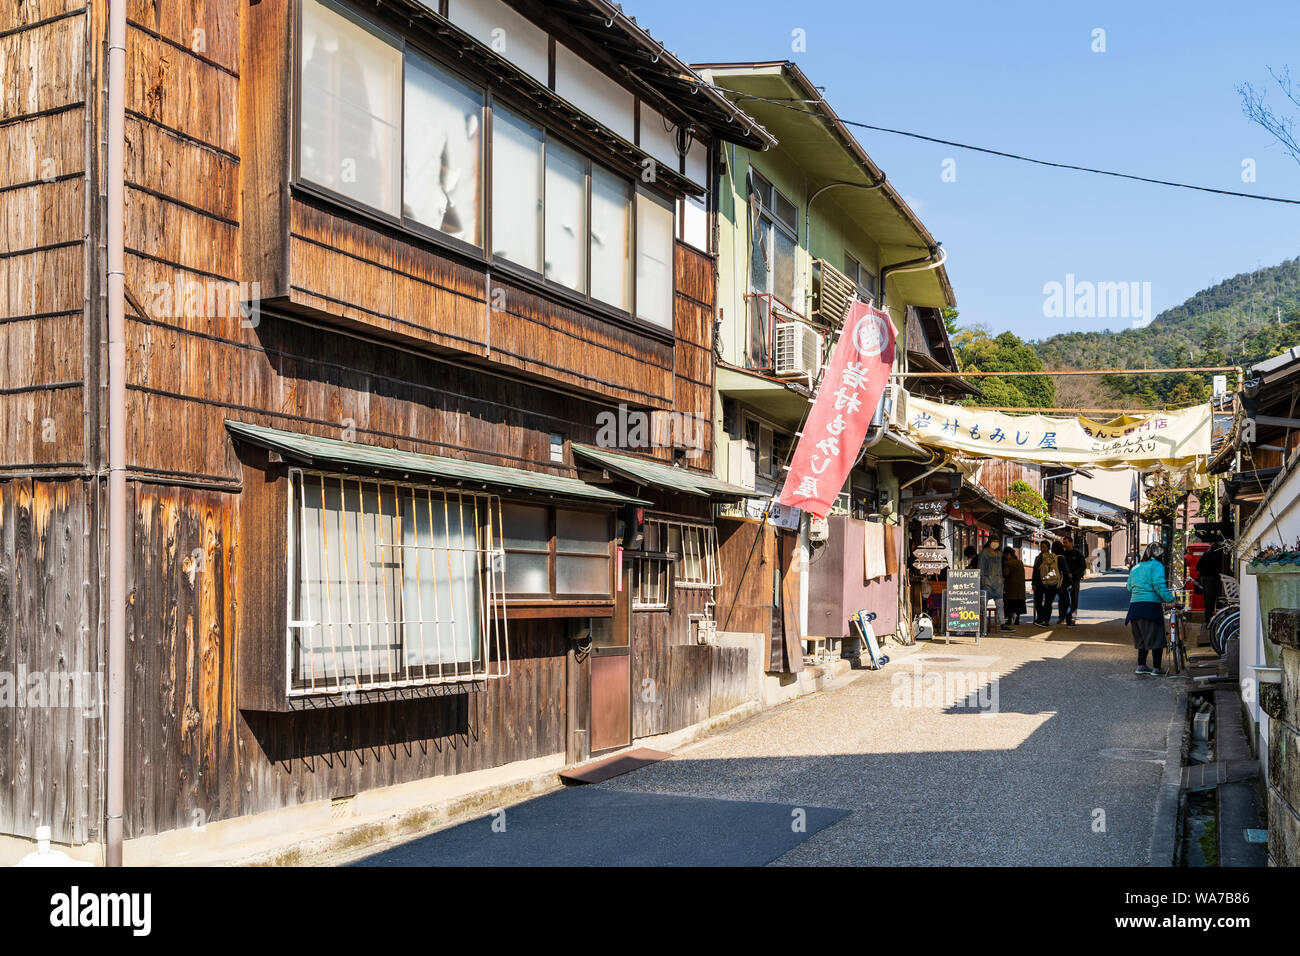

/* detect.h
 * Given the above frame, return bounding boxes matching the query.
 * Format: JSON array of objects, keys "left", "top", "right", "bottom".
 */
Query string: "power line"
[
  {"left": 895, "top": 365, "right": 1241, "bottom": 377},
  {"left": 732, "top": 93, "right": 1300, "bottom": 205}
]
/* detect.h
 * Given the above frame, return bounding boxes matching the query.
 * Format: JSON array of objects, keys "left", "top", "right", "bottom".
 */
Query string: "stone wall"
[{"left": 1262, "top": 609, "right": 1300, "bottom": 865}]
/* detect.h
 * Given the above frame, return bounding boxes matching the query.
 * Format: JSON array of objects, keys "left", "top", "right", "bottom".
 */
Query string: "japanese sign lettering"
[
  {"left": 777, "top": 302, "right": 896, "bottom": 517},
  {"left": 895, "top": 393, "right": 1211, "bottom": 470}
]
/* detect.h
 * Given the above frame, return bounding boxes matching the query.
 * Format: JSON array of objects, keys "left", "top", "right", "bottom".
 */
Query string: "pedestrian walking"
[
  {"left": 1052, "top": 540, "right": 1077, "bottom": 627},
  {"left": 1031, "top": 540, "right": 1056, "bottom": 625},
  {"left": 1126, "top": 542, "right": 1176, "bottom": 675},
  {"left": 1065, "top": 540, "right": 1086, "bottom": 622},
  {"left": 1003, "top": 546, "right": 1027, "bottom": 626},
  {"left": 978, "top": 538, "right": 1015, "bottom": 632}
]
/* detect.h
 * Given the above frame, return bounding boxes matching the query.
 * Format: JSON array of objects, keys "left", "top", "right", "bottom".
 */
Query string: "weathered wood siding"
[
  {"left": 121, "top": 479, "right": 568, "bottom": 838},
  {"left": 0, "top": 478, "right": 98, "bottom": 844},
  {"left": 0, "top": 0, "right": 730, "bottom": 844},
  {"left": 0, "top": 5, "right": 90, "bottom": 471},
  {"left": 0, "top": 3, "right": 99, "bottom": 845}
]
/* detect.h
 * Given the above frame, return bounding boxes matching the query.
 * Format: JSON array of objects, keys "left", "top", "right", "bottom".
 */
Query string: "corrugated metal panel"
[
  {"left": 226, "top": 421, "right": 649, "bottom": 505},
  {"left": 572, "top": 443, "right": 752, "bottom": 498}
]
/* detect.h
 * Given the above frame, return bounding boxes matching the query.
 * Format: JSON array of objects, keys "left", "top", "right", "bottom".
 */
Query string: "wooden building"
[{"left": 0, "top": 0, "right": 774, "bottom": 855}]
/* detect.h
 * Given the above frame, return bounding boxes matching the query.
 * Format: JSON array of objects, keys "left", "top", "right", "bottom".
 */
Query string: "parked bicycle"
[
  {"left": 1206, "top": 602, "right": 1240, "bottom": 657},
  {"left": 1166, "top": 574, "right": 1189, "bottom": 675}
]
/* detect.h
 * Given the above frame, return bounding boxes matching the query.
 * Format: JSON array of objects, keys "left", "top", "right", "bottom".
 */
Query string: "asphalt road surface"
[{"left": 354, "top": 570, "right": 1175, "bottom": 866}]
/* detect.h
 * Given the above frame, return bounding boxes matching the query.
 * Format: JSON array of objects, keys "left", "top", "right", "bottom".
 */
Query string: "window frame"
[
  {"left": 500, "top": 501, "right": 616, "bottom": 603},
  {"left": 291, "top": 0, "right": 681, "bottom": 339},
  {"left": 644, "top": 517, "right": 719, "bottom": 589},
  {"left": 629, "top": 553, "right": 674, "bottom": 610},
  {"left": 284, "top": 468, "right": 508, "bottom": 697},
  {"left": 843, "top": 251, "right": 878, "bottom": 303}
]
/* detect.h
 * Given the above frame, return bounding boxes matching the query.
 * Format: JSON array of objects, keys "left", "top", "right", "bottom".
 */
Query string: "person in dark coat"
[
  {"left": 1003, "top": 546, "right": 1027, "bottom": 626},
  {"left": 1064, "top": 541, "right": 1086, "bottom": 623},
  {"left": 1052, "top": 540, "right": 1077, "bottom": 627},
  {"left": 1031, "top": 540, "right": 1055, "bottom": 625},
  {"left": 1197, "top": 540, "right": 1225, "bottom": 620}
]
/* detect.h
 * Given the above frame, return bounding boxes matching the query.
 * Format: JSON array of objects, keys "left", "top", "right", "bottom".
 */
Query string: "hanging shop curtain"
[{"left": 864, "top": 520, "right": 887, "bottom": 582}]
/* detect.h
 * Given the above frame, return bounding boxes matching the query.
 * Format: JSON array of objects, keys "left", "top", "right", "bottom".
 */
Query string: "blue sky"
[{"left": 637, "top": 0, "right": 1300, "bottom": 340}]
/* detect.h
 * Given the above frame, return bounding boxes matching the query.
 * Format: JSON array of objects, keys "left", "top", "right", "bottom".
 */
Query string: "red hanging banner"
[{"left": 776, "top": 301, "right": 896, "bottom": 517}]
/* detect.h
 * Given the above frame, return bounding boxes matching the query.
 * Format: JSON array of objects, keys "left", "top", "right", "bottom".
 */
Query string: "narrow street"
[{"left": 352, "top": 571, "right": 1179, "bottom": 866}]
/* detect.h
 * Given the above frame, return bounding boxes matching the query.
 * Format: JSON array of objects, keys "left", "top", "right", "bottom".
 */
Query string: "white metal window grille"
[
  {"left": 631, "top": 556, "right": 672, "bottom": 609},
  {"left": 287, "top": 469, "right": 510, "bottom": 696},
  {"left": 645, "top": 519, "right": 718, "bottom": 589}
]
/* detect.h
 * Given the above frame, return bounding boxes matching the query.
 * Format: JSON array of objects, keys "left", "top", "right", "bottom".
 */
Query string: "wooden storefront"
[{"left": 0, "top": 0, "right": 771, "bottom": 846}]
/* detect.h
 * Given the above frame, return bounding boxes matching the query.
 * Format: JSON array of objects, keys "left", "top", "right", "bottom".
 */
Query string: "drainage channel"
[{"left": 1176, "top": 692, "right": 1217, "bottom": 867}]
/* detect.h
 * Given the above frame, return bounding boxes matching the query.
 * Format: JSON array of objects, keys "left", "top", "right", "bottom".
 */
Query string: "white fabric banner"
[{"left": 893, "top": 392, "right": 1212, "bottom": 471}]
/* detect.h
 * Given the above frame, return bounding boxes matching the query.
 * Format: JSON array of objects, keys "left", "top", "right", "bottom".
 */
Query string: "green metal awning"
[
  {"left": 226, "top": 420, "right": 649, "bottom": 505},
  {"left": 572, "top": 443, "right": 753, "bottom": 499}
]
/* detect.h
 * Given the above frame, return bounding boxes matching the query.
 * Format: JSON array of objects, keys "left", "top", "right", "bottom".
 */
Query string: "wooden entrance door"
[{"left": 589, "top": 556, "right": 632, "bottom": 754}]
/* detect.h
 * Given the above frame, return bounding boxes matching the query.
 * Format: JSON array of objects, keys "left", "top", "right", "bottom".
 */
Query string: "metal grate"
[
  {"left": 645, "top": 518, "right": 718, "bottom": 588},
  {"left": 631, "top": 555, "right": 672, "bottom": 609},
  {"left": 287, "top": 469, "right": 510, "bottom": 696}
]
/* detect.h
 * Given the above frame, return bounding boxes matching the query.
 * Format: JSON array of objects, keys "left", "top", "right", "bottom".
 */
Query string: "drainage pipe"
[{"left": 106, "top": 0, "right": 127, "bottom": 868}]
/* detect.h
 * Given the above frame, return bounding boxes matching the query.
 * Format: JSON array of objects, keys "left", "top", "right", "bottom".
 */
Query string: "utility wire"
[{"left": 731, "top": 93, "right": 1300, "bottom": 205}]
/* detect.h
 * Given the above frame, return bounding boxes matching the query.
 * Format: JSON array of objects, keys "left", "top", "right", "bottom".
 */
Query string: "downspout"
[
  {"left": 106, "top": 0, "right": 127, "bottom": 867},
  {"left": 877, "top": 245, "right": 946, "bottom": 643}
]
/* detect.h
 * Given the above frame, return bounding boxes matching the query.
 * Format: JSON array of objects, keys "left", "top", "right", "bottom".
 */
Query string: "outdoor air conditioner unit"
[{"left": 774, "top": 321, "right": 822, "bottom": 380}]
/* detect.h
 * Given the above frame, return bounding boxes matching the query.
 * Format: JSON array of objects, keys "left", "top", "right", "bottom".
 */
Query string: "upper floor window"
[
  {"left": 749, "top": 170, "right": 797, "bottom": 305},
  {"left": 404, "top": 52, "right": 483, "bottom": 243},
  {"left": 299, "top": 0, "right": 403, "bottom": 217},
  {"left": 296, "top": 0, "right": 674, "bottom": 332},
  {"left": 844, "top": 252, "right": 878, "bottom": 303}
]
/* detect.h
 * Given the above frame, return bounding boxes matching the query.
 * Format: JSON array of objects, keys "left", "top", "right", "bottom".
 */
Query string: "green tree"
[
  {"left": 1003, "top": 480, "right": 1049, "bottom": 521},
  {"left": 954, "top": 324, "right": 1057, "bottom": 409},
  {"left": 941, "top": 306, "right": 960, "bottom": 337}
]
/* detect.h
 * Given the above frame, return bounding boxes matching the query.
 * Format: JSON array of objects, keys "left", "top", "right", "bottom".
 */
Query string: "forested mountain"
[{"left": 1030, "top": 259, "right": 1300, "bottom": 408}]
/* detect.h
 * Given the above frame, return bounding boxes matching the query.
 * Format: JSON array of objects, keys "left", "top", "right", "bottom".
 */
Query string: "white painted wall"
[{"left": 1235, "top": 461, "right": 1300, "bottom": 778}]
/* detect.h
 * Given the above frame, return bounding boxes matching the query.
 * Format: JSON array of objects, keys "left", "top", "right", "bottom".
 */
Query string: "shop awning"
[
  {"left": 226, "top": 420, "right": 650, "bottom": 505},
  {"left": 572, "top": 443, "right": 752, "bottom": 499},
  {"left": 1076, "top": 516, "right": 1111, "bottom": 532}
]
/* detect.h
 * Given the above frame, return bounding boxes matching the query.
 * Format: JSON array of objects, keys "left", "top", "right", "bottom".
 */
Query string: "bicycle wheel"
[
  {"left": 1170, "top": 636, "right": 1184, "bottom": 674},
  {"left": 1211, "top": 610, "right": 1239, "bottom": 656},
  {"left": 1208, "top": 605, "right": 1237, "bottom": 655}
]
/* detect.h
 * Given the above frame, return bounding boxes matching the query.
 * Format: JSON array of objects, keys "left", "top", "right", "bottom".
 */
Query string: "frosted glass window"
[
  {"left": 403, "top": 54, "right": 483, "bottom": 244},
  {"left": 503, "top": 503, "right": 549, "bottom": 595},
  {"left": 557, "top": 556, "right": 610, "bottom": 595},
  {"left": 299, "top": 0, "right": 402, "bottom": 216},
  {"left": 503, "top": 503, "right": 548, "bottom": 548},
  {"left": 292, "top": 474, "right": 494, "bottom": 691},
  {"left": 544, "top": 142, "right": 588, "bottom": 292},
  {"left": 681, "top": 196, "right": 708, "bottom": 252},
  {"left": 491, "top": 107, "right": 544, "bottom": 272},
  {"left": 636, "top": 192, "right": 674, "bottom": 330},
  {"left": 590, "top": 167, "right": 631, "bottom": 310},
  {"left": 556, "top": 509, "right": 609, "bottom": 554}
]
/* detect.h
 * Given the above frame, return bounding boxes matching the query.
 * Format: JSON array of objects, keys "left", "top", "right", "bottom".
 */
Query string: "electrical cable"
[{"left": 730, "top": 92, "right": 1300, "bottom": 205}]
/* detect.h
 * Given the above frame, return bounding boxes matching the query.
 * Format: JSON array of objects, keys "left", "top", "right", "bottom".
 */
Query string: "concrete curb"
[{"left": 1149, "top": 687, "right": 1189, "bottom": 866}]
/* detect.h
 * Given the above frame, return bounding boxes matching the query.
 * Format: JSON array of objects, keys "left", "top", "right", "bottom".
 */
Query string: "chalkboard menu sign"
[{"left": 945, "top": 569, "right": 982, "bottom": 635}]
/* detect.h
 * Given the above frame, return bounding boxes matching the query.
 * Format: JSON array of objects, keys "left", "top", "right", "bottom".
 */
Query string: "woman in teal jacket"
[{"left": 1126, "top": 543, "right": 1176, "bottom": 675}]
